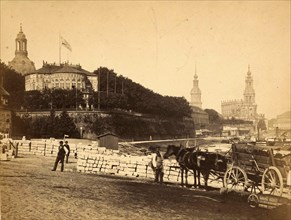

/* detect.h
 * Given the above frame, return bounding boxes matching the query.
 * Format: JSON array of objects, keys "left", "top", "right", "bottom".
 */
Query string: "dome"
[
  {"left": 16, "top": 25, "right": 26, "bottom": 40},
  {"left": 16, "top": 31, "right": 26, "bottom": 40}
]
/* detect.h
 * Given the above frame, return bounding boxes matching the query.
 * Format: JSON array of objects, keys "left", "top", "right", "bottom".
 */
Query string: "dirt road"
[{"left": 0, "top": 155, "right": 286, "bottom": 219}]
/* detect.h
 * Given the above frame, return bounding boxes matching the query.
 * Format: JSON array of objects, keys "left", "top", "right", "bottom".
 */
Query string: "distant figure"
[
  {"left": 52, "top": 141, "right": 66, "bottom": 172},
  {"left": 151, "top": 147, "right": 164, "bottom": 184},
  {"left": 64, "top": 141, "right": 70, "bottom": 163}
]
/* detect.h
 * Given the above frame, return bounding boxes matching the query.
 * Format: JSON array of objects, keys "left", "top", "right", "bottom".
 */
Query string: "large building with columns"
[{"left": 25, "top": 62, "right": 98, "bottom": 92}]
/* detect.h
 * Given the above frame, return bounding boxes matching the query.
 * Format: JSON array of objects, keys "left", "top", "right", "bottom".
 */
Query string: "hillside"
[{"left": 1, "top": 62, "right": 195, "bottom": 140}]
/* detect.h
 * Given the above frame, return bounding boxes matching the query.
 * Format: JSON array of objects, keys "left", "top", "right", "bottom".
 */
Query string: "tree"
[
  {"left": 1, "top": 62, "right": 25, "bottom": 109},
  {"left": 54, "top": 111, "right": 79, "bottom": 138},
  {"left": 204, "top": 109, "right": 222, "bottom": 124},
  {"left": 257, "top": 119, "right": 267, "bottom": 140}
]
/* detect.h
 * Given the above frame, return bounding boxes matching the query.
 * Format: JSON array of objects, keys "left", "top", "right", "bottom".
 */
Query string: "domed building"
[{"left": 8, "top": 25, "right": 36, "bottom": 75}]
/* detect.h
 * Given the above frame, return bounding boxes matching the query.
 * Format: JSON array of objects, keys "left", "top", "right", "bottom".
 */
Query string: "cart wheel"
[
  {"left": 261, "top": 166, "right": 283, "bottom": 196},
  {"left": 223, "top": 166, "right": 248, "bottom": 192},
  {"left": 248, "top": 194, "right": 259, "bottom": 208}
]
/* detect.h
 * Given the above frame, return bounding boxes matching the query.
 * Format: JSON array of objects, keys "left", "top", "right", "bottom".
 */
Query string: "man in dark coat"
[
  {"left": 52, "top": 141, "right": 66, "bottom": 172},
  {"left": 64, "top": 141, "right": 70, "bottom": 163}
]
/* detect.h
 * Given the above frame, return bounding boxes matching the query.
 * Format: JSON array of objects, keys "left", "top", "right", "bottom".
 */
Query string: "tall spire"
[
  {"left": 194, "top": 62, "right": 198, "bottom": 79},
  {"left": 20, "top": 23, "right": 22, "bottom": 32},
  {"left": 190, "top": 63, "right": 202, "bottom": 108},
  {"left": 244, "top": 65, "right": 255, "bottom": 103},
  {"left": 247, "top": 64, "right": 251, "bottom": 75}
]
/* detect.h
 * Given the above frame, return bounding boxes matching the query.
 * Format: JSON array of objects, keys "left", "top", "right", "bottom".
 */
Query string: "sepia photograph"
[{"left": 0, "top": 1, "right": 290, "bottom": 219}]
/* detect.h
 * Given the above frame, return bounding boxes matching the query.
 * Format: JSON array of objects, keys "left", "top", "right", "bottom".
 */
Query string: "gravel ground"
[{"left": 0, "top": 154, "right": 288, "bottom": 220}]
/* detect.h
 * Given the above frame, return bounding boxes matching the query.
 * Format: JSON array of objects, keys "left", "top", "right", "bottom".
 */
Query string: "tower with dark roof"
[{"left": 8, "top": 24, "right": 36, "bottom": 75}]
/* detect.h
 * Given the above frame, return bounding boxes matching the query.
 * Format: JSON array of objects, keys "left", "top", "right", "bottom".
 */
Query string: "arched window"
[
  {"left": 60, "top": 79, "right": 64, "bottom": 89},
  {"left": 17, "top": 41, "right": 21, "bottom": 50}
]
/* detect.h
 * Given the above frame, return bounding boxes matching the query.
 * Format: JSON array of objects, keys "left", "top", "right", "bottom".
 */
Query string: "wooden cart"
[{"left": 223, "top": 143, "right": 291, "bottom": 196}]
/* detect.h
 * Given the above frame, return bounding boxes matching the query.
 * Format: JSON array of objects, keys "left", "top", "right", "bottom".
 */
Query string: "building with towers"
[
  {"left": 221, "top": 65, "right": 258, "bottom": 121},
  {"left": 8, "top": 24, "right": 36, "bottom": 75},
  {"left": 189, "top": 66, "right": 209, "bottom": 129}
]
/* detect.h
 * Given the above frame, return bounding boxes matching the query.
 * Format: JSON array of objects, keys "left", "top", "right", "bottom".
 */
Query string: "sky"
[{"left": 0, "top": 1, "right": 290, "bottom": 119}]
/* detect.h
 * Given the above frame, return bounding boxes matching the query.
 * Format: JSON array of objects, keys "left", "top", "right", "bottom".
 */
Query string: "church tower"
[
  {"left": 243, "top": 65, "right": 255, "bottom": 103},
  {"left": 190, "top": 66, "right": 202, "bottom": 108},
  {"left": 8, "top": 24, "right": 36, "bottom": 75}
]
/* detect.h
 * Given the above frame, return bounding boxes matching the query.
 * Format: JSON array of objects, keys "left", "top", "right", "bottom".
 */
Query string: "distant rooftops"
[{"left": 27, "top": 61, "right": 95, "bottom": 76}]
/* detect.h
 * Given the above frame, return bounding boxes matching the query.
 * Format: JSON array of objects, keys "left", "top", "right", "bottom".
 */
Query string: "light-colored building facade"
[
  {"left": 8, "top": 25, "right": 36, "bottom": 75},
  {"left": 25, "top": 62, "right": 98, "bottom": 92},
  {"left": 275, "top": 111, "right": 291, "bottom": 131},
  {"left": 191, "top": 106, "right": 209, "bottom": 129},
  {"left": 221, "top": 66, "right": 257, "bottom": 121}
]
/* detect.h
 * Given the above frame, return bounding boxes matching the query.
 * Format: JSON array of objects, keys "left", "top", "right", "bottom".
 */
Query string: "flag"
[
  {"left": 64, "top": 134, "right": 69, "bottom": 138},
  {"left": 60, "top": 36, "right": 72, "bottom": 51}
]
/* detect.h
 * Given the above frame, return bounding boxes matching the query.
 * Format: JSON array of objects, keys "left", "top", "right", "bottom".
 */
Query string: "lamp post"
[
  {"left": 98, "top": 67, "right": 101, "bottom": 111},
  {"left": 75, "top": 86, "right": 77, "bottom": 111},
  {"left": 80, "top": 127, "right": 83, "bottom": 139}
]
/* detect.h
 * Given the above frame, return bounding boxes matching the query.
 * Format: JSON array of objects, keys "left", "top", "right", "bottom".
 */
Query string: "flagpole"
[
  {"left": 98, "top": 67, "right": 101, "bottom": 111},
  {"left": 59, "top": 35, "right": 61, "bottom": 65}
]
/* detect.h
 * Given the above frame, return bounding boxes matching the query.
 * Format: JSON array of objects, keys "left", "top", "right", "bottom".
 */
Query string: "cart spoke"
[{"left": 265, "top": 175, "right": 272, "bottom": 183}]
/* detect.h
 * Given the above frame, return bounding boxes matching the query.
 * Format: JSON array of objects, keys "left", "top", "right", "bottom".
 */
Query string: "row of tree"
[
  {"left": 1, "top": 62, "right": 192, "bottom": 118},
  {"left": 12, "top": 110, "right": 80, "bottom": 139},
  {"left": 11, "top": 110, "right": 195, "bottom": 140}
]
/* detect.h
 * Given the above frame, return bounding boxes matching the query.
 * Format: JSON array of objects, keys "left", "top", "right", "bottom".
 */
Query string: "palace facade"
[{"left": 25, "top": 62, "right": 98, "bottom": 92}]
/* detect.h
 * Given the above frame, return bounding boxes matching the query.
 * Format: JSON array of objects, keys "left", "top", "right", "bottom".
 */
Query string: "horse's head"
[{"left": 163, "top": 145, "right": 180, "bottom": 159}]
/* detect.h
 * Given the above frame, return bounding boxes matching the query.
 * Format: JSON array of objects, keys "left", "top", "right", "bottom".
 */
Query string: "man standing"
[
  {"left": 64, "top": 141, "right": 70, "bottom": 163},
  {"left": 151, "top": 147, "right": 164, "bottom": 184},
  {"left": 52, "top": 141, "right": 66, "bottom": 172}
]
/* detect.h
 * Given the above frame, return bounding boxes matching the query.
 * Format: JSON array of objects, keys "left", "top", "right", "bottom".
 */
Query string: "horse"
[
  {"left": 164, "top": 145, "right": 228, "bottom": 189},
  {"left": 193, "top": 150, "right": 228, "bottom": 189},
  {"left": 163, "top": 145, "right": 200, "bottom": 188}
]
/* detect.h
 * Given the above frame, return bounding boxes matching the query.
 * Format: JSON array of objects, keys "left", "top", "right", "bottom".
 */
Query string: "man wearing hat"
[{"left": 52, "top": 141, "right": 66, "bottom": 172}]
